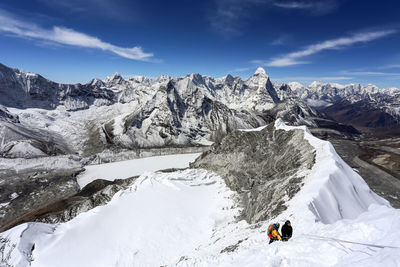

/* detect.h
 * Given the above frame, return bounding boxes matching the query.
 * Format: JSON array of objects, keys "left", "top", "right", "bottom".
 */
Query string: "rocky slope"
[{"left": 192, "top": 122, "right": 315, "bottom": 223}]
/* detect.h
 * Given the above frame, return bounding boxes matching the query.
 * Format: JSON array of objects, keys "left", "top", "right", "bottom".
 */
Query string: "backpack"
[{"left": 267, "top": 224, "right": 274, "bottom": 236}]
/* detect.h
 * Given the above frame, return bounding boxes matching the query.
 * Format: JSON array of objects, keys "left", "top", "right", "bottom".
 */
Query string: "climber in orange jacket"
[{"left": 267, "top": 223, "right": 282, "bottom": 244}]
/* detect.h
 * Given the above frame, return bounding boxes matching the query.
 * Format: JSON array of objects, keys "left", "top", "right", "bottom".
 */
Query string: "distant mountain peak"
[
  {"left": 111, "top": 72, "right": 122, "bottom": 79},
  {"left": 254, "top": 67, "right": 267, "bottom": 76},
  {"left": 104, "top": 72, "right": 124, "bottom": 84},
  {"left": 225, "top": 74, "right": 234, "bottom": 83}
]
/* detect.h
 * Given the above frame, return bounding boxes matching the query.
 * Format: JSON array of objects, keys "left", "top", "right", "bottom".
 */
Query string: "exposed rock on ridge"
[{"left": 191, "top": 121, "right": 315, "bottom": 223}]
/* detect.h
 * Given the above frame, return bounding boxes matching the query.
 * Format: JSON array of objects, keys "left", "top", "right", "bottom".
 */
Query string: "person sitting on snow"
[
  {"left": 281, "top": 220, "right": 292, "bottom": 241},
  {"left": 267, "top": 223, "right": 282, "bottom": 244}
]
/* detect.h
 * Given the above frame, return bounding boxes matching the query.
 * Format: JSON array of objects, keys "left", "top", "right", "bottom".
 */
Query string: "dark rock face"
[
  {"left": 191, "top": 122, "right": 315, "bottom": 223},
  {"left": 0, "top": 105, "right": 19, "bottom": 123},
  {"left": 0, "top": 163, "right": 137, "bottom": 231},
  {"left": 0, "top": 167, "right": 83, "bottom": 232},
  {"left": 30, "top": 177, "right": 138, "bottom": 224}
]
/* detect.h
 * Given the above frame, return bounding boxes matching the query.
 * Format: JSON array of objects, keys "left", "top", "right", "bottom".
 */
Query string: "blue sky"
[{"left": 0, "top": 0, "right": 399, "bottom": 87}]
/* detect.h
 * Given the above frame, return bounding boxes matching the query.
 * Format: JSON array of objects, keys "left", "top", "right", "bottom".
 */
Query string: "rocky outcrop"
[
  {"left": 29, "top": 177, "right": 138, "bottom": 225},
  {"left": 0, "top": 121, "right": 72, "bottom": 158},
  {"left": 191, "top": 121, "right": 315, "bottom": 223},
  {"left": 264, "top": 99, "right": 323, "bottom": 127},
  {"left": 0, "top": 155, "right": 138, "bottom": 232},
  {"left": 0, "top": 105, "right": 19, "bottom": 123},
  {"left": 0, "top": 160, "right": 83, "bottom": 232}
]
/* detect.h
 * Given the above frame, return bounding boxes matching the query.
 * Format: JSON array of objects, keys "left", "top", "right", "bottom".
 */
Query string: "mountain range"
[{"left": 0, "top": 62, "right": 399, "bottom": 159}]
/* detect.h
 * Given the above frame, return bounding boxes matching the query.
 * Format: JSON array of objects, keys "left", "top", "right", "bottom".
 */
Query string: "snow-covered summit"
[
  {"left": 287, "top": 81, "right": 304, "bottom": 90},
  {"left": 104, "top": 72, "right": 124, "bottom": 84},
  {"left": 254, "top": 66, "right": 267, "bottom": 76}
]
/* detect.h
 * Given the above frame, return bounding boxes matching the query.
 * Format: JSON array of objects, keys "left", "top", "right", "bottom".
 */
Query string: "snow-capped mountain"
[
  {"left": 0, "top": 62, "right": 399, "bottom": 158},
  {"left": 0, "top": 63, "right": 285, "bottom": 157},
  {"left": 284, "top": 80, "right": 399, "bottom": 108}
]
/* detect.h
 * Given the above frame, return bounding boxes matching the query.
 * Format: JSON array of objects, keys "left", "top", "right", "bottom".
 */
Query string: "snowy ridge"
[
  {"left": 274, "top": 119, "right": 388, "bottom": 224},
  {"left": 179, "top": 121, "right": 400, "bottom": 266}
]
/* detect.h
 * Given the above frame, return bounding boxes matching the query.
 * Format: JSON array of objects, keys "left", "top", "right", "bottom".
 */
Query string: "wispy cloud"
[
  {"left": 208, "top": 0, "right": 251, "bottom": 37},
  {"left": 273, "top": 0, "right": 339, "bottom": 14},
  {"left": 0, "top": 9, "right": 154, "bottom": 61},
  {"left": 273, "top": 2, "right": 313, "bottom": 9},
  {"left": 209, "top": 0, "right": 340, "bottom": 37},
  {"left": 378, "top": 64, "right": 400, "bottom": 69},
  {"left": 271, "top": 35, "right": 291, "bottom": 46},
  {"left": 233, "top": 67, "right": 250, "bottom": 72},
  {"left": 340, "top": 71, "right": 400, "bottom": 76},
  {"left": 272, "top": 76, "right": 353, "bottom": 83},
  {"left": 38, "top": 0, "right": 135, "bottom": 21},
  {"left": 254, "top": 29, "right": 397, "bottom": 67}
]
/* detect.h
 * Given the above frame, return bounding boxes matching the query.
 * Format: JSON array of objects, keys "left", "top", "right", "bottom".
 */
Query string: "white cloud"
[
  {"left": 38, "top": 0, "right": 135, "bottom": 22},
  {"left": 341, "top": 71, "right": 400, "bottom": 76},
  {"left": 256, "top": 30, "right": 397, "bottom": 67},
  {"left": 379, "top": 64, "right": 400, "bottom": 69},
  {"left": 272, "top": 76, "right": 353, "bottom": 83},
  {"left": 271, "top": 36, "right": 288, "bottom": 46},
  {"left": 273, "top": 2, "right": 313, "bottom": 9},
  {"left": 0, "top": 9, "right": 154, "bottom": 61},
  {"left": 233, "top": 67, "right": 250, "bottom": 72},
  {"left": 273, "top": 0, "right": 339, "bottom": 14}
]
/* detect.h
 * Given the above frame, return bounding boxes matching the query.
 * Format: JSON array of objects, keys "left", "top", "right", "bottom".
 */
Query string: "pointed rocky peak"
[
  {"left": 244, "top": 67, "right": 280, "bottom": 104},
  {"left": 111, "top": 72, "right": 123, "bottom": 80},
  {"left": 188, "top": 73, "right": 205, "bottom": 85},
  {"left": 309, "top": 81, "right": 323, "bottom": 88},
  {"left": 225, "top": 74, "right": 234, "bottom": 83},
  {"left": 104, "top": 72, "right": 124, "bottom": 84},
  {"left": 90, "top": 78, "right": 105, "bottom": 87},
  {"left": 254, "top": 67, "right": 267, "bottom": 76}
]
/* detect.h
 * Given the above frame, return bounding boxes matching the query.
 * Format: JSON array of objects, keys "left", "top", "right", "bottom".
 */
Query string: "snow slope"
[
  {"left": 77, "top": 153, "right": 201, "bottom": 188},
  {"left": 273, "top": 119, "right": 388, "bottom": 224},
  {"left": 1, "top": 121, "right": 399, "bottom": 267},
  {"left": 0, "top": 170, "right": 240, "bottom": 267},
  {"left": 177, "top": 120, "right": 400, "bottom": 266}
]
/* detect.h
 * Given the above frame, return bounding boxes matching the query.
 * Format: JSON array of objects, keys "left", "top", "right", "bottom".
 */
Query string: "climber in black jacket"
[{"left": 281, "top": 220, "right": 292, "bottom": 241}]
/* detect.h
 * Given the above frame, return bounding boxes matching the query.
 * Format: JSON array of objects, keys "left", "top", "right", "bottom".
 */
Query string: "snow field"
[
  {"left": 1, "top": 169, "right": 242, "bottom": 267},
  {"left": 77, "top": 153, "right": 201, "bottom": 188}
]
